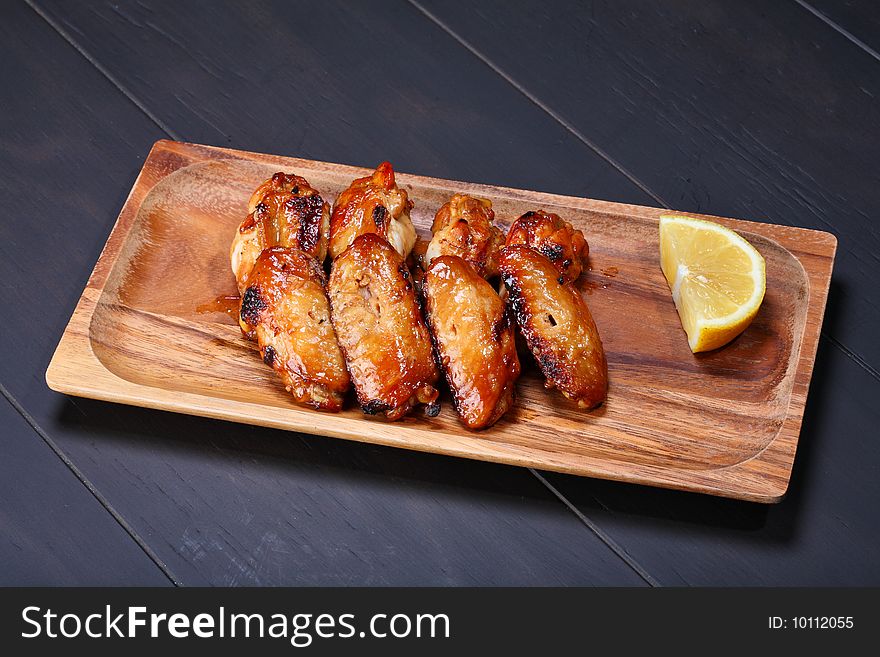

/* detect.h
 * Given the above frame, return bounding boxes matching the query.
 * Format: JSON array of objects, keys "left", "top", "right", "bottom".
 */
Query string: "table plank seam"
[
  {"left": 823, "top": 333, "right": 880, "bottom": 382},
  {"left": 0, "top": 382, "right": 181, "bottom": 586},
  {"left": 407, "top": 0, "right": 666, "bottom": 207},
  {"left": 529, "top": 470, "right": 660, "bottom": 587},
  {"left": 25, "top": 0, "right": 663, "bottom": 584},
  {"left": 25, "top": 0, "right": 182, "bottom": 141},
  {"left": 793, "top": 0, "right": 880, "bottom": 64}
]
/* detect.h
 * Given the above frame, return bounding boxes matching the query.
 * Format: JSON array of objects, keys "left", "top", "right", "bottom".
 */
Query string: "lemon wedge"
[{"left": 659, "top": 214, "right": 766, "bottom": 353}]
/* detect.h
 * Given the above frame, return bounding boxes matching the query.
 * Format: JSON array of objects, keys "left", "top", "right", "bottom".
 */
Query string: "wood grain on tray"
[{"left": 45, "top": 140, "right": 836, "bottom": 502}]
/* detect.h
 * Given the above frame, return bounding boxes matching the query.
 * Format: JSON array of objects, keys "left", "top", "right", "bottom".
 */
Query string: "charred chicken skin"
[
  {"left": 505, "top": 210, "right": 589, "bottom": 283},
  {"left": 239, "top": 247, "right": 350, "bottom": 411},
  {"left": 231, "top": 172, "right": 330, "bottom": 291},
  {"left": 424, "top": 255, "right": 520, "bottom": 429},
  {"left": 328, "top": 162, "right": 417, "bottom": 261},
  {"left": 424, "top": 194, "right": 504, "bottom": 279},
  {"left": 328, "top": 233, "right": 439, "bottom": 420},
  {"left": 499, "top": 245, "right": 607, "bottom": 409}
]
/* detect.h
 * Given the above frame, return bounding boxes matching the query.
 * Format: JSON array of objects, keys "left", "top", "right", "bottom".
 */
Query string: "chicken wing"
[
  {"left": 424, "top": 194, "right": 504, "bottom": 279},
  {"left": 424, "top": 255, "right": 520, "bottom": 429},
  {"left": 231, "top": 172, "right": 330, "bottom": 291},
  {"left": 505, "top": 210, "right": 589, "bottom": 283},
  {"left": 328, "top": 233, "right": 439, "bottom": 420},
  {"left": 239, "top": 246, "right": 350, "bottom": 411},
  {"left": 328, "top": 161, "right": 417, "bottom": 260},
  {"left": 499, "top": 245, "right": 607, "bottom": 409}
]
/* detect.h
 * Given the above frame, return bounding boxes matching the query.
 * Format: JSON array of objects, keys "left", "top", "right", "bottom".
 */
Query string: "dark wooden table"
[{"left": 2, "top": 0, "right": 878, "bottom": 586}]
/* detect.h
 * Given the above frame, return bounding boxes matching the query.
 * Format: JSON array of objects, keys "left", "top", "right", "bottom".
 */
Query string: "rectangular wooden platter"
[{"left": 46, "top": 140, "right": 836, "bottom": 503}]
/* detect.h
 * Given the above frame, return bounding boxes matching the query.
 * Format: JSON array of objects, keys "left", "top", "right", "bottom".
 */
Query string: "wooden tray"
[{"left": 46, "top": 140, "right": 836, "bottom": 503}]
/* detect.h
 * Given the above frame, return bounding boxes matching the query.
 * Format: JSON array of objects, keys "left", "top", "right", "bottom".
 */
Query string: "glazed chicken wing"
[
  {"left": 424, "top": 194, "right": 504, "bottom": 279},
  {"left": 424, "top": 255, "right": 520, "bottom": 429},
  {"left": 328, "top": 162, "right": 417, "bottom": 261},
  {"left": 499, "top": 245, "right": 607, "bottom": 409},
  {"left": 328, "top": 233, "right": 439, "bottom": 420},
  {"left": 239, "top": 247, "right": 350, "bottom": 411},
  {"left": 505, "top": 210, "right": 589, "bottom": 283},
  {"left": 231, "top": 172, "right": 330, "bottom": 291}
]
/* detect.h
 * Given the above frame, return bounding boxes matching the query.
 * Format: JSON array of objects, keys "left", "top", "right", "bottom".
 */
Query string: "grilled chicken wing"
[
  {"left": 239, "top": 247, "right": 350, "bottom": 411},
  {"left": 505, "top": 210, "right": 589, "bottom": 283},
  {"left": 231, "top": 172, "right": 330, "bottom": 291},
  {"left": 329, "top": 233, "right": 439, "bottom": 420},
  {"left": 424, "top": 255, "right": 520, "bottom": 429},
  {"left": 499, "top": 245, "right": 607, "bottom": 409},
  {"left": 424, "top": 194, "right": 504, "bottom": 279},
  {"left": 328, "top": 162, "right": 417, "bottom": 261}
]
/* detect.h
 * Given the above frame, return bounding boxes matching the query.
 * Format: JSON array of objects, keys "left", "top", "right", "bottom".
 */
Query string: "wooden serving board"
[{"left": 46, "top": 141, "right": 836, "bottom": 503}]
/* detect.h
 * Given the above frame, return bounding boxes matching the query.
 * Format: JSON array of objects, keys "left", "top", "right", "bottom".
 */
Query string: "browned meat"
[
  {"left": 408, "top": 235, "right": 431, "bottom": 298},
  {"left": 424, "top": 255, "right": 520, "bottom": 429},
  {"left": 328, "top": 233, "right": 439, "bottom": 420},
  {"left": 424, "top": 194, "right": 504, "bottom": 279},
  {"left": 499, "top": 245, "right": 607, "bottom": 409},
  {"left": 505, "top": 210, "right": 589, "bottom": 283},
  {"left": 238, "top": 247, "right": 350, "bottom": 411},
  {"left": 231, "top": 172, "right": 330, "bottom": 291},
  {"left": 328, "top": 162, "right": 416, "bottom": 260}
]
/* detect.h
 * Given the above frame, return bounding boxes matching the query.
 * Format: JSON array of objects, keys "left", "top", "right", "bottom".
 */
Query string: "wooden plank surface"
[
  {"left": 0, "top": 393, "right": 169, "bottom": 585},
  {"left": 10, "top": 0, "right": 879, "bottom": 584},
  {"left": 47, "top": 140, "right": 834, "bottom": 502},
  {"left": 416, "top": 0, "right": 880, "bottom": 375},
  {"left": 33, "top": 0, "right": 656, "bottom": 207},
  {"left": 805, "top": 0, "right": 880, "bottom": 55},
  {"left": 1, "top": 0, "right": 648, "bottom": 585}
]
